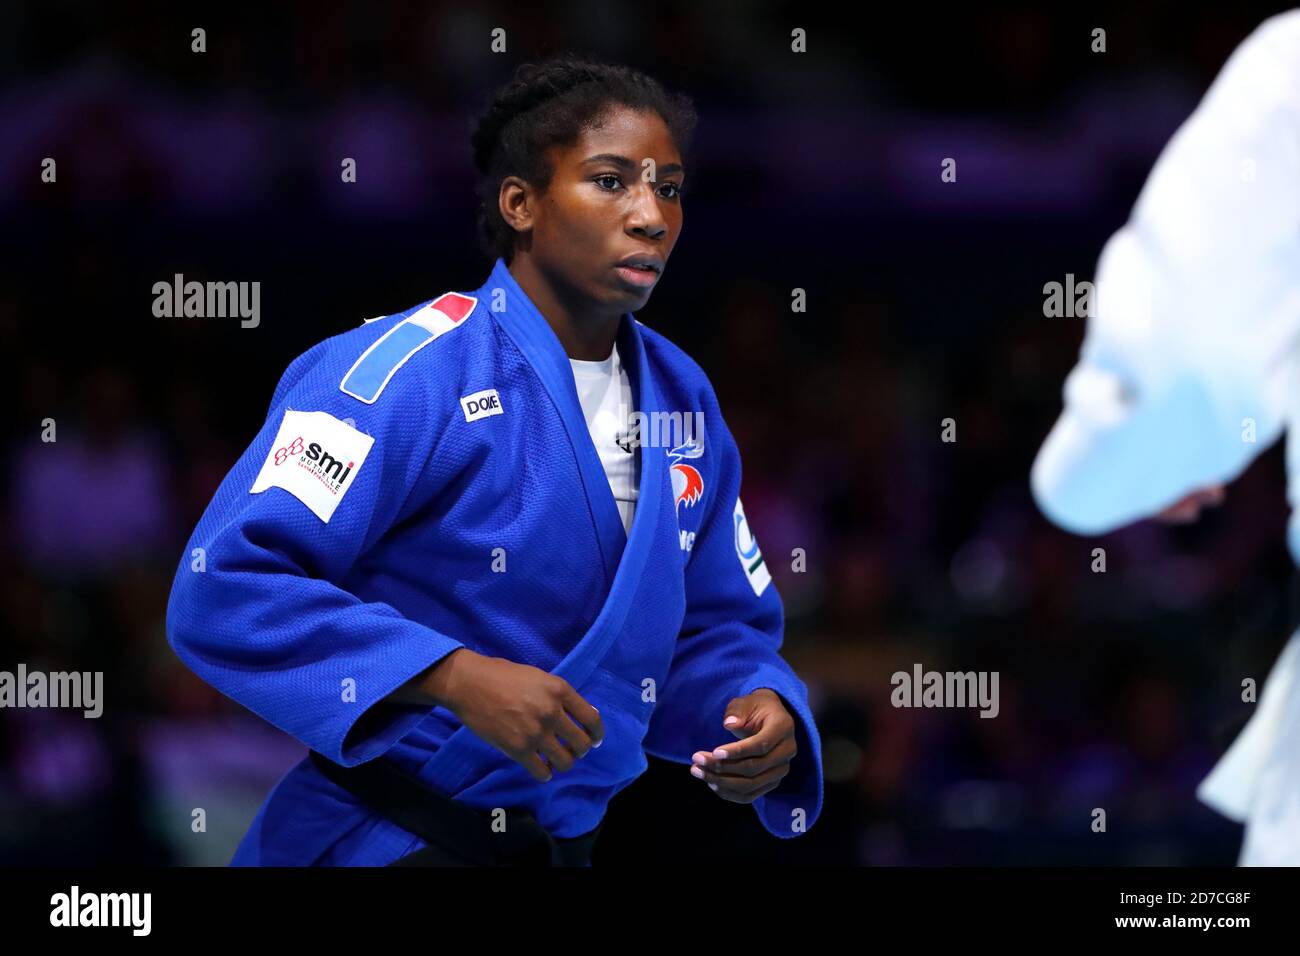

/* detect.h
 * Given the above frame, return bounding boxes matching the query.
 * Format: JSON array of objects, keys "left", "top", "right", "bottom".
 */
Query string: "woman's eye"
[
  {"left": 594, "top": 174, "right": 623, "bottom": 191},
  {"left": 658, "top": 182, "right": 682, "bottom": 199}
]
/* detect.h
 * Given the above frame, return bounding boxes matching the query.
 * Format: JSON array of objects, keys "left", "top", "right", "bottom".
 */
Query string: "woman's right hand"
[
  {"left": 423, "top": 649, "right": 605, "bottom": 781},
  {"left": 1153, "top": 484, "right": 1226, "bottom": 524}
]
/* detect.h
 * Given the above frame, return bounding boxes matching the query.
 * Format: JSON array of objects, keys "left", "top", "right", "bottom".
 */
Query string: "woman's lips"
[{"left": 615, "top": 264, "right": 659, "bottom": 288}]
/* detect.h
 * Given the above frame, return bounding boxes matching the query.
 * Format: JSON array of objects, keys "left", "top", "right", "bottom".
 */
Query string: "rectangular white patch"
[
  {"left": 733, "top": 497, "right": 771, "bottom": 596},
  {"left": 460, "top": 388, "right": 504, "bottom": 422},
  {"left": 250, "top": 410, "right": 375, "bottom": 523}
]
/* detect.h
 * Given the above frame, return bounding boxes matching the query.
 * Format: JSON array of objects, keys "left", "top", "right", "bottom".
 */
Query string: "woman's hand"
[
  {"left": 689, "top": 688, "right": 797, "bottom": 803},
  {"left": 1153, "top": 484, "right": 1226, "bottom": 524},
  {"left": 419, "top": 649, "right": 605, "bottom": 782}
]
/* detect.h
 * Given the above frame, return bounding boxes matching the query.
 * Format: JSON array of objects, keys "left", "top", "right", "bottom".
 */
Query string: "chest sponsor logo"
[
  {"left": 676, "top": 442, "right": 707, "bottom": 554},
  {"left": 250, "top": 409, "right": 375, "bottom": 523},
  {"left": 668, "top": 440, "right": 705, "bottom": 513},
  {"left": 668, "top": 440, "right": 705, "bottom": 551},
  {"left": 461, "top": 388, "right": 504, "bottom": 422}
]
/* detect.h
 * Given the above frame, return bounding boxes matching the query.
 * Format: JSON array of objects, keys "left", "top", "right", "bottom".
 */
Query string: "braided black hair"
[{"left": 470, "top": 54, "right": 697, "bottom": 262}]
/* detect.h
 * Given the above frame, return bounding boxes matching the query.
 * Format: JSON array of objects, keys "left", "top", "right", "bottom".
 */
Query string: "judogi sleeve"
[
  {"left": 165, "top": 344, "right": 464, "bottom": 766},
  {"left": 642, "top": 397, "right": 824, "bottom": 838},
  {"left": 1031, "top": 12, "right": 1300, "bottom": 537}
]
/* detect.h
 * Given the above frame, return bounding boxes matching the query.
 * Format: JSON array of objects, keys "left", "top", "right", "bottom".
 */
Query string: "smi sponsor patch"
[{"left": 251, "top": 409, "right": 375, "bottom": 522}]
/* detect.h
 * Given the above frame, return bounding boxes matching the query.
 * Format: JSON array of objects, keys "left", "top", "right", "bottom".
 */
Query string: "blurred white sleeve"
[{"left": 1032, "top": 12, "right": 1300, "bottom": 536}]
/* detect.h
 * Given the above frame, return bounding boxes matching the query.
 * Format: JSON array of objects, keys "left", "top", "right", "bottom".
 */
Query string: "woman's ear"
[{"left": 498, "top": 176, "right": 535, "bottom": 236}]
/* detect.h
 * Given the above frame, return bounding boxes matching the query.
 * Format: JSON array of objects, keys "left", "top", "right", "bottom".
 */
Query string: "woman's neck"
[{"left": 508, "top": 255, "right": 621, "bottom": 361}]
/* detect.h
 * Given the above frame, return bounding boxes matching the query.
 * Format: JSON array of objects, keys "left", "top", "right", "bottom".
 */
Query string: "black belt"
[{"left": 308, "top": 750, "right": 600, "bottom": 867}]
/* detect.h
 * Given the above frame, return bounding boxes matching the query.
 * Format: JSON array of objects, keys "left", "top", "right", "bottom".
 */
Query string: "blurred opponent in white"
[{"left": 1031, "top": 11, "right": 1300, "bottom": 865}]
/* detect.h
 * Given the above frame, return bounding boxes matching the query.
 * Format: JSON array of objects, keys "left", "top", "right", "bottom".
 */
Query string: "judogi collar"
[{"left": 482, "top": 257, "right": 665, "bottom": 654}]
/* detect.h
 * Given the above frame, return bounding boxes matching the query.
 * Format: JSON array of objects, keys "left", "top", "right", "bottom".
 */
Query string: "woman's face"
[{"left": 509, "top": 105, "right": 684, "bottom": 316}]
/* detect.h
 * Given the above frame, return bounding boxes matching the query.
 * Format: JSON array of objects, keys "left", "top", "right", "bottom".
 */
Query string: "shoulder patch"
[
  {"left": 733, "top": 497, "right": 771, "bottom": 596},
  {"left": 251, "top": 409, "right": 375, "bottom": 523},
  {"left": 340, "top": 292, "right": 477, "bottom": 403}
]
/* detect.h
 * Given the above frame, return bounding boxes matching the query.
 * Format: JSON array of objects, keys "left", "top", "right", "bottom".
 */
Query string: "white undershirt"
[{"left": 569, "top": 342, "right": 639, "bottom": 535}]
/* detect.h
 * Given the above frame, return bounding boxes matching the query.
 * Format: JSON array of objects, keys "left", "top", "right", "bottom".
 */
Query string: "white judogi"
[{"left": 1031, "top": 11, "right": 1300, "bottom": 864}]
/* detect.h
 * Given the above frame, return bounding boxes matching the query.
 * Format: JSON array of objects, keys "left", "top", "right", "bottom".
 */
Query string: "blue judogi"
[{"left": 165, "top": 257, "right": 823, "bottom": 865}]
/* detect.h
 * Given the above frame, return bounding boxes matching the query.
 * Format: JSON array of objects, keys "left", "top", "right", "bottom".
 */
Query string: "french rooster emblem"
[{"left": 668, "top": 440, "right": 704, "bottom": 513}]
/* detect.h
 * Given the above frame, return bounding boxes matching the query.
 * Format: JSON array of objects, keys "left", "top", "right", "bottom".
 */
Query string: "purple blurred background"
[{"left": 1, "top": 0, "right": 1295, "bottom": 865}]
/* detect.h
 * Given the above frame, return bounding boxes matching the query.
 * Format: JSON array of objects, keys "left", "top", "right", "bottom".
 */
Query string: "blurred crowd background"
[{"left": 2, "top": 0, "right": 1297, "bottom": 865}]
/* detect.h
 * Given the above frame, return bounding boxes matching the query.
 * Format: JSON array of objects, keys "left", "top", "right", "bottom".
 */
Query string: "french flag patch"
[
  {"left": 340, "top": 291, "right": 479, "bottom": 404},
  {"left": 427, "top": 292, "right": 477, "bottom": 324}
]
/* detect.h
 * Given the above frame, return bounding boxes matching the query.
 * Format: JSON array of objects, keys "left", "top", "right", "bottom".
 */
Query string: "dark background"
[{"left": 1, "top": 0, "right": 1295, "bottom": 865}]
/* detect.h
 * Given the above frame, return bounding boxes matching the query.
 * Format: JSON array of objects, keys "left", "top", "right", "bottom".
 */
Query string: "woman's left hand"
[{"left": 690, "top": 688, "right": 797, "bottom": 803}]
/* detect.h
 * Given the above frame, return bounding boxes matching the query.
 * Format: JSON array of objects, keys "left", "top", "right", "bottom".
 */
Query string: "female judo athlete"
[{"left": 165, "top": 55, "right": 823, "bottom": 866}]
